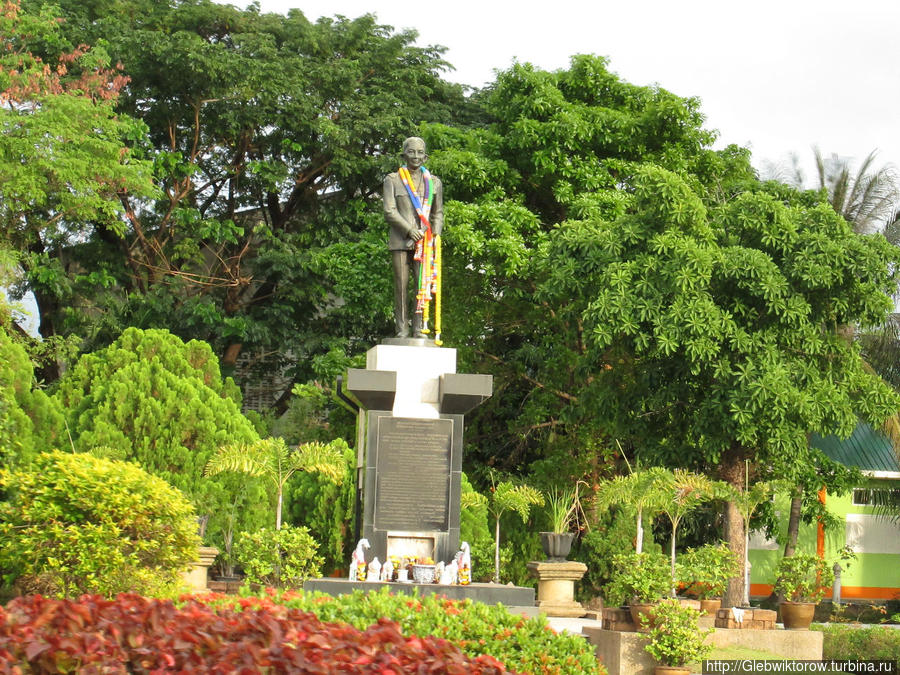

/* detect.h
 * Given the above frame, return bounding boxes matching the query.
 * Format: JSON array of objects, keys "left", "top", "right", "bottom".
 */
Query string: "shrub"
[
  {"left": 0, "top": 450, "right": 199, "bottom": 597},
  {"left": 774, "top": 554, "right": 835, "bottom": 603},
  {"left": 233, "top": 524, "right": 323, "bottom": 587},
  {"left": 678, "top": 542, "right": 740, "bottom": 599},
  {"left": 286, "top": 443, "right": 355, "bottom": 574},
  {"left": 815, "top": 624, "right": 900, "bottom": 666},
  {"left": 0, "top": 326, "right": 64, "bottom": 470},
  {"left": 0, "top": 594, "right": 508, "bottom": 673},
  {"left": 644, "top": 597, "right": 713, "bottom": 667},
  {"left": 606, "top": 551, "right": 671, "bottom": 605},
  {"left": 225, "top": 587, "right": 603, "bottom": 674}
]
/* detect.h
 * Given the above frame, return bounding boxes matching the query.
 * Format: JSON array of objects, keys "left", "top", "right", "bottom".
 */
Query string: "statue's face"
[{"left": 402, "top": 139, "right": 427, "bottom": 170}]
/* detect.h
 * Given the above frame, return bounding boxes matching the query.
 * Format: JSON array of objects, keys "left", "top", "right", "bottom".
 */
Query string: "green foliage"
[
  {"left": 206, "top": 437, "right": 346, "bottom": 530},
  {"left": 0, "top": 325, "right": 64, "bottom": 469},
  {"left": 774, "top": 553, "right": 835, "bottom": 603},
  {"left": 678, "top": 542, "right": 740, "bottom": 599},
  {"left": 607, "top": 551, "right": 671, "bottom": 605},
  {"left": 0, "top": 450, "right": 199, "bottom": 597},
  {"left": 576, "top": 507, "right": 662, "bottom": 602},
  {"left": 53, "top": 327, "right": 267, "bottom": 547},
  {"left": 232, "top": 524, "right": 322, "bottom": 588},
  {"left": 644, "top": 597, "right": 713, "bottom": 667},
  {"left": 285, "top": 442, "right": 355, "bottom": 575},
  {"left": 17, "top": 0, "right": 472, "bottom": 380},
  {"left": 459, "top": 474, "right": 495, "bottom": 581},
  {"left": 543, "top": 483, "right": 586, "bottom": 533},
  {"left": 235, "top": 588, "right": 602, "bottom": 674},
  {"left": 486, "top": 478, "right": 544, "bottom": 583},
  {"left": 425, "top": 54, "right": 755, "bottom": 473},
  {"left": 815, "top": 624, "right": 900, "bottom": 666}
]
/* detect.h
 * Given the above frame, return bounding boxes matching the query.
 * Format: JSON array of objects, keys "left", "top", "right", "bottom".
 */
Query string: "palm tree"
[
  {"left": 761, "top": 148, "right": 900, "bottom": 235},
  {"left": 205, "top": 438, "right": 346, "bottom": 530},
  {"left": 812, "top": 148, "right": 899, "bottom": 234}
]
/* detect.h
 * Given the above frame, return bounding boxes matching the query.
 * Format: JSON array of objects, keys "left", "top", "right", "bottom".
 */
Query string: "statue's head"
[{"left": 402, "top": 137, "right": 427, "bottom": 170}]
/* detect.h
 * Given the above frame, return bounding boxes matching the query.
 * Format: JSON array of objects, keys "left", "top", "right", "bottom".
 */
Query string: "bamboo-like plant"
[{"left": 205, "top": 438, "right": 346, "bottom": 530}]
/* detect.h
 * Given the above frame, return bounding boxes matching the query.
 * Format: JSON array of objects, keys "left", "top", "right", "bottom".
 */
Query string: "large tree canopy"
[
  {"left": 19, "top": 0, "right": 473, "bottom": 401},
  {"left": 420, "top": 55, "right": 757, "bottom": 471}
]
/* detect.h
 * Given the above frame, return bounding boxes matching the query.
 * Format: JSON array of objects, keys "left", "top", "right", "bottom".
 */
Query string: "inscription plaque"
[{"left": 375, "top": 417, "right": 452, "bottom": 530}]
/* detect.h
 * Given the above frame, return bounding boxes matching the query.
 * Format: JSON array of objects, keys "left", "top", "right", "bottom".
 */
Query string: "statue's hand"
[{"left": 409, "top": 228, "right": 424, "bottom": 241}]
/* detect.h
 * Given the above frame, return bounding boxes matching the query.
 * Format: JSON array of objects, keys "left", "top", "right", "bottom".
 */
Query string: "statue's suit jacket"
[{"left": 383, "top": 171, "right": 443, "bottom": 251}]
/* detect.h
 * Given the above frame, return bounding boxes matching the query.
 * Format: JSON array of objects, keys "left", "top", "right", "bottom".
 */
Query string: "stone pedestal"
[
  {"left": 182, "top": 546, "right": 219, "bottom": 592},
  {"left": 527, "top": 560, "right": 587, "bottom": 617},
  {"left": 345, "top": 343, "right": 492, "bottom": 566}
]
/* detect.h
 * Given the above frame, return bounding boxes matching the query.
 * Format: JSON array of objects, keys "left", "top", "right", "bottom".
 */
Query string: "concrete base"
[
  {"left": 527, "top": 560, "right": 588, "bottom": 617},
  {"left": 583, "top": 626, "right": 824, "bottom": 675},
  {"left": 181, "top": 546, "right": 219, "bottom": 593},
  {"left": 707, "top": 627, "right": 823, "bottom": 658},
  {"left": 303, "top": 578, "right": 535, "bottom": 607}
]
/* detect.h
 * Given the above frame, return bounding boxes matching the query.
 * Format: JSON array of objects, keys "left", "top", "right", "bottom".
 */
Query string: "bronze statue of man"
[{"left": 383, "top": 137, "right": 443, "bottom": 338}]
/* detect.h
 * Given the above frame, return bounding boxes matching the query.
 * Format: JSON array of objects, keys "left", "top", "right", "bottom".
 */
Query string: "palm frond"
[
  {"left": 205, "top": 441, "right": 275, "bottom": 480},
  {"left": 293, "top": 441, "right": 346, "bottom": 484}
]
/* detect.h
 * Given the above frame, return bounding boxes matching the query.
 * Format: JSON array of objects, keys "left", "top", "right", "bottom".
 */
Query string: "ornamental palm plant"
[{"left": 206, "top": 438, "right": 345, "bottom": 530}]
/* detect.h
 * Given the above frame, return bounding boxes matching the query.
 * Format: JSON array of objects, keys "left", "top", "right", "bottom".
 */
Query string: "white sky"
[{"left": 251, "top": 0, "right": 900, "bottom": 183}]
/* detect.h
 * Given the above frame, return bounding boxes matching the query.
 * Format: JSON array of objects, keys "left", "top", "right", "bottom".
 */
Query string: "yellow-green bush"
[{"left": 0, "top": 450, "right": 199, "bottom": 597}]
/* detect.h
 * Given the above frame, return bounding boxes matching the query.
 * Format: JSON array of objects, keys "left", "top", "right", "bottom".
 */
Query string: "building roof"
[{"left": 812, "top": 422, "right": 900, "bottom": 474}]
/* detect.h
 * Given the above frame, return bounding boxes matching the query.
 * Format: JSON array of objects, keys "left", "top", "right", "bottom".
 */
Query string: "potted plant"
[
  {"left": 678, "top": 542, "right": 740, "bottom": 615},
  {"left": 644, "top": 597, "right": 713, "bottom": 675},
  {"left": 540, "top": 483, "right": 586, "bottom": 561},
  {"left": 773, "top": 553, "right": 835, "bottom": 630},
  {"left": 609, "top": 551, "right": 671, "bottom": 630}
]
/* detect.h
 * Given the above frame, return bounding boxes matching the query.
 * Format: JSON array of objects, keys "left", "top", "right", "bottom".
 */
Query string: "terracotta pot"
[
  {"left": 654, "top": 667, "right": 690, "bottom": 675},
  {"left": 780, "top": 601, "right": 816, "bottom": 630},
  {"left": 629, "top": 602, "right": 657, "bottom": 632},
  {"left": 539, "top": 532, "right": 575, "bottom": 562},
  {"left": 699, "top": 598, "right": 722, "bottom": 616}
]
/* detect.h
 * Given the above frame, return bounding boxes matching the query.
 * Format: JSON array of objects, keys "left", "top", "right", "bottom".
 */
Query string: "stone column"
[
  {"left": 527, "top": 560, "right": 588, "bottom": 618},
  {"left": 182, "top": 546, "right": 219, "bottom": 593}
]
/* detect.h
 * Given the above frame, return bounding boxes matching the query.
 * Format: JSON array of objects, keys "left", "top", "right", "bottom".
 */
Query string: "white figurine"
[{"left": 349, "top": 538, "right": 370, "bottom": 581}]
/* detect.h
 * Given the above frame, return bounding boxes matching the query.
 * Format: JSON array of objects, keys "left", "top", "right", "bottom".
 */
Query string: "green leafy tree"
[
  {"left": 18, "top": 0, "right": 473, "bottom": 396},
  {"left": 0, "top": 449, "right": 199, "bottom": 597},
  {"left": 53, "top": 327, "right": 266, "bottom": 545},
  {"left": 540, "top": 165, "right": 900, "bottom": 605},
  {"left": 1, "top": 0, "right": 156, "bottom": 352},
  {"left": 206, "top": 437, "right": 346, "bottom": 530},
  {"left": 421, "top": 54, "right": 756, "bottom": 473}
]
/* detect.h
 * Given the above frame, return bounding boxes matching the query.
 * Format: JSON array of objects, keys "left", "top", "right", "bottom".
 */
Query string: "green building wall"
[{"left": 748, "top": 480, "right": 900, "bottom": 601}]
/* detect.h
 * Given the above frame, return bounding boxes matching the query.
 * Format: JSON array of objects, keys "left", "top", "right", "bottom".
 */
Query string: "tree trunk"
[
  {"left": 635, "top": 508, "right": 644, "bottom": 554},
  {"left": 494, "top": 515, "right": 501, "bottom": 583},
  {"left": 723, "top": 498, "right": 746, "bottom": 607},
  {"left": 719, "top": 444, "right": 748, "bottom": 608},
  {"left": 783, "top": 492, "right": 803, "bottom": 557}
]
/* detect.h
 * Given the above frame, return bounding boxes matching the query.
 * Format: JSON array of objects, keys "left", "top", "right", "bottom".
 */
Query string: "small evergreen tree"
[{"left": 53, "top": 327, "right": 267, "bottom": 544}]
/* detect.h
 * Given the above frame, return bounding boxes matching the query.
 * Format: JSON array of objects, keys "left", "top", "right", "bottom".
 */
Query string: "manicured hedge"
[
  {"left": 0, "top": 593, "right": 508, "bottom": 673},
  {"left": 214, "top": 588, "right": 603, "bottom": 675},
  {"left": 815, "top": 623, "right": 900, "bottom": 666}
]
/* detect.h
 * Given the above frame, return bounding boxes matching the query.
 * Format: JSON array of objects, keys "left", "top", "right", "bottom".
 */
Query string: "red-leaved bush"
[{"left": 0, "top": 594, "right": 511, "bottom": 673}]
